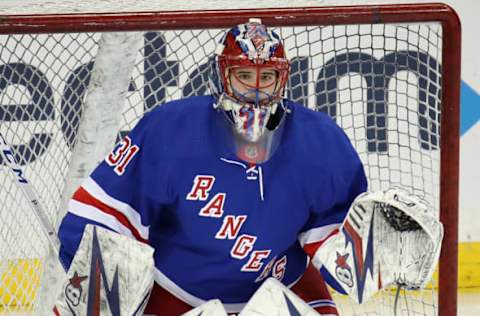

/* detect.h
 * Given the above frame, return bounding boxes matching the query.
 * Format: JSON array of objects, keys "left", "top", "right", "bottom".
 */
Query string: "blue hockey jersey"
[{"left": 58, "top": 95, "right": 367, "bottom": 312}]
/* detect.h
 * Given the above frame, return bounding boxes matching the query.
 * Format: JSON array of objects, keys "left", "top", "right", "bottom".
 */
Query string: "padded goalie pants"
[{"left": 143, "top": 263, "right": 339, "bottom": 316}]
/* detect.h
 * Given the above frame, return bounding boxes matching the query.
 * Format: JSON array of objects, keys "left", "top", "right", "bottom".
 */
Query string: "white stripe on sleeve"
[
  {"left": 68, "top": 199, "right": 137, "bottom": 239},
  {"left": 298, "top": 223, "right": 340, "bottom": 247},
  {"left": 81, "top": 177, "right": 149, "bottom": 240}
]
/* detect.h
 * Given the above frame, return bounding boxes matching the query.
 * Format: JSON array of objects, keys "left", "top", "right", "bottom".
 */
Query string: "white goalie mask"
[{"left": 209, "top": 19, "right": 291, "bottom": 163}]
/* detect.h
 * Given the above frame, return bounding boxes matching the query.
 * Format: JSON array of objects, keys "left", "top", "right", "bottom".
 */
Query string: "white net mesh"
[{"left": 0, "top": 19, "right": 446, "bottom": 315}]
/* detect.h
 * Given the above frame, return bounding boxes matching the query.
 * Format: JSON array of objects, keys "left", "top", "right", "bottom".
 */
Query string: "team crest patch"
[
  {"left": 238, "top": 144, "right": 266, "bottom": 163},
  {"left": 64, "top": 271, "right": 88, "bottom": 307},
  {"left": 335, "top": 251, "right": 354, "bottom": 288}
]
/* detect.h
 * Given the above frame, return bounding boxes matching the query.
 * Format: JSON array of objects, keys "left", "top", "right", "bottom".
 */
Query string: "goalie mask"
[{"left": 210, "top": 19, "right": 291, "bottom": 163}]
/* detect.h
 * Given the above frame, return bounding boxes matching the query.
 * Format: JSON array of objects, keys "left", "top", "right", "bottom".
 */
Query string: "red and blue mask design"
[{"left": 209, "top": 19, "right": 290, "bottom": 143}]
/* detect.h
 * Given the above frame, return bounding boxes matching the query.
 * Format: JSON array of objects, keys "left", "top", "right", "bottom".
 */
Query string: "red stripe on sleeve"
[
  {"left": 303, "top": 228, "right": 339, "bottom": 258},
  {"left": 72, "top": 187, "right": 148, "bottom": 244}
]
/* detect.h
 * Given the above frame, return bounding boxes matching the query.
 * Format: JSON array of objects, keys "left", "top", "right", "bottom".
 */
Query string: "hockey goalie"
[
  {"left": 53, "top": 188, "right": 442, "bottom": 315},
  {"left": 55, "top": 18, "right": 443, "bottom": 315}
]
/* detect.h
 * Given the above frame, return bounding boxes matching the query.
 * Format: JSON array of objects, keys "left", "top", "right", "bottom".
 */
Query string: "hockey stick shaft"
[{"left": 0, "top": 132, "right": 60, "bottom": 253}]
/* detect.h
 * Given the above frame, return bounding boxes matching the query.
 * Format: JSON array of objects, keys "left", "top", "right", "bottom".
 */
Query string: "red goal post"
[{"left": 0, "top": 3, "right": 460, "bottom": 315}]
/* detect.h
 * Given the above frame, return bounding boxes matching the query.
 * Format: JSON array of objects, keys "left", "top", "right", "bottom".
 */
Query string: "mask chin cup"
[
  {"left": 220, "top": 97, "right": 270, "bottom": 142},
  {"left": 217, "top": 96, "right": 286, "bottom": 164}
]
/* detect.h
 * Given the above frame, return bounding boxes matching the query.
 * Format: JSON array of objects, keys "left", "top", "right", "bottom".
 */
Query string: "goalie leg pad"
[
  {"left": 181, "top": 299, "right": 228, "bottom": 316},
  {"left": 239, "top": 277, "right": 321, "bottom": 316}
]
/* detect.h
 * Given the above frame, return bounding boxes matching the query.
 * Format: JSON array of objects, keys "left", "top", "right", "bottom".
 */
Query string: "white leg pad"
[
  {"left": 239, "top": 278, "right": 320, "bottom": 316},
  {"left": 181, "top": 299, "right": 228, "bottom": 316}
]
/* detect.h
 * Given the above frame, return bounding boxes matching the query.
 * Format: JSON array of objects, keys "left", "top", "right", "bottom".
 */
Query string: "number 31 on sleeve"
[{"left": 106, "top": 136, "right": 140, "bottom": 175}]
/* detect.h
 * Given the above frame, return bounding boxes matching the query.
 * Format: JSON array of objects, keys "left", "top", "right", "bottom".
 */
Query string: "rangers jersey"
[{"left": 58, "top": 95, "right": 367, "bottom": 312}]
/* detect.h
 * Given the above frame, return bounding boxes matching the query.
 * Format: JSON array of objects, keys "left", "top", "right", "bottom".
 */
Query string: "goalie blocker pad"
[
  {"left": 313, "top": 188, "right": 443, "bottom": 304},
  {"left": 53, "top": 224, "right": 155, "bottom": 316}
]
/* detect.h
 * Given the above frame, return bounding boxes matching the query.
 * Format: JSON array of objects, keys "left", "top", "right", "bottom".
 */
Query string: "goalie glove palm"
[
  {"left": 313, "top": 188, "right": 443, "bottom": 304},
  {"left": 374, "top": 189, "right": 443, "bottom": 290}
]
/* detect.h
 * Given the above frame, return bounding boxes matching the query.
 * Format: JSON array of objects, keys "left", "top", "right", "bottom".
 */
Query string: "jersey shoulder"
[
  {"left": 90, "top": 95, "right": 215, "bottom": 203},
  {"left": 284, "top": 100, "right": 365, "bottom": 181},
  {"left": 286, "top": 101, "right": 342, "bottom": 134},
  {"left": 145, "top": 95, "right": 215, "bottom": 126},
  {"left": 284, "top": 101, "right": 367, "bottom": 213},
  {"left": 133, "top": 95, "right": 216, "bottom": 157},
  {"left": 285, "top": 100, "right": 357, "bottom": 159}
]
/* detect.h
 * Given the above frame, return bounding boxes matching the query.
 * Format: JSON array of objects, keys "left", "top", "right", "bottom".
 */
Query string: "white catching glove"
[
  {"left": 372, "top": 188, "right": 443, "bottom": 290},
  {"left": 313, "top": 188, "right": 443, "bottom": 304}
]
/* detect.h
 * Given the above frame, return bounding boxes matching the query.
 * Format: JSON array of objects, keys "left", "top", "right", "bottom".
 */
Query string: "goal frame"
[{"left": 0, "top": 3, "right": 460, "bottom": 316}]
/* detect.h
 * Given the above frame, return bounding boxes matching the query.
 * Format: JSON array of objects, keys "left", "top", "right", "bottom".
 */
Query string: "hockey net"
[{"left": 0, "top": 4, "right": 459, "bottom": 316}]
